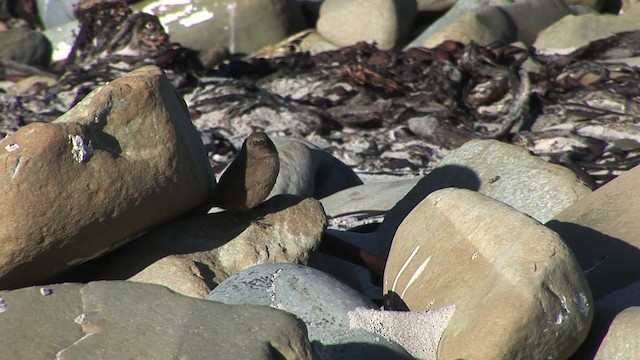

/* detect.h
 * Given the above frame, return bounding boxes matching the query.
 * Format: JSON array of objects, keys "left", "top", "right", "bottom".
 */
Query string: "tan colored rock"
[
  {"left": 0, "top": 281, "right": 313, "bottom": 359},
  {"left": 101, "top": 195, "right": 326, "bottom": 297},
  {"left": 0, "top": 65, "right": 215, "bottom": 289},
  {"left": 417, "top": 0, "right": 571, "bottom": 48},
  {"left": 317, "top": 0, "right": 417, "bottom": 50},
  {"left": 594, "top": 307, "right": 640, "bottom": 359},
  {"left": 535, "top": 6, "right": 640, "bottom": 54},
  {"left": 547, "top": 164, "right": 640, "bottom": 300},
  {"left": 384, "top": 188, "right": 593, "bottom": 359}
]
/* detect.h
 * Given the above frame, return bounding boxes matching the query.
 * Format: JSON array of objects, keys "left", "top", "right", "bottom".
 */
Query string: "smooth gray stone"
[
  {"left": 320, "top": 178, "right": 420, "bottom": 217},
  {"left": 208, "top": 263, "right": 414, "bottom": 360},
  {"left": 271, "top": 137, "right": 363, "bottom": 199}
]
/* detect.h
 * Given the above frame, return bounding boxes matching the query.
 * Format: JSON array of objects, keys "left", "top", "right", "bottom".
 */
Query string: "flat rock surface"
[
  {"left": 320, "top": 178, "right": 420, "bottom": 217},
  {"left": 0, "top": 281, "right": 313, "bottom": 360}
]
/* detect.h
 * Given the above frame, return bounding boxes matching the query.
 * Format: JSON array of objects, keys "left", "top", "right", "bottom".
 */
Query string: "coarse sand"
[{"left": 348, "top": 305, "right": 456, "bottom": 360}]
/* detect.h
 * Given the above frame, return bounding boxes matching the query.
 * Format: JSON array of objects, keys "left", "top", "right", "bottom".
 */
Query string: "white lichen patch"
[
  {"left": 40, "top": 287, "right": 53, "bottom": 296},
  {"left": 4, "top": 143, "right": 19, "bottom": 152},
  {"left": 74, "top": 313, "right": 88, "bottom": 325},
  {"left": 68, "top": 134, "right": 93, "bottom": 163}
]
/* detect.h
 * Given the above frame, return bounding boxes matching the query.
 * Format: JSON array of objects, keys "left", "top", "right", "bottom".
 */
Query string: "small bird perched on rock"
[{"left": 210, "top": 132, "right": 280, "bottom": 212}]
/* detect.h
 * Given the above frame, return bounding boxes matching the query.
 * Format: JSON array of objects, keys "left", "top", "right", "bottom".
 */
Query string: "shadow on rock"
[
  {"left": 377, "top": 164, "right": 481, "bottom": 258},
  {"left": 546, "top": 220, "right": 640, "bottom": 301},
  {"left": 383, "top": 290, "right": 411, "bottom": 311},
  {"left": 313, "top": 340, "right": 415, "bottom": 360}
]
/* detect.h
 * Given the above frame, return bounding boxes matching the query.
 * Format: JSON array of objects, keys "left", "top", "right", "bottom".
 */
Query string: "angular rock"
[
  {"left": 100, "top": 195, "right": 326, "bottom": 298},
  {"left": 383, "top": 188, "right": 593, "bottom": 359},
  {"left": 270, "top": 137, "right": 363, "bottom": 199},
  {"left": 208, "top": 263, "right": 414, "bottom": 360},
  {"left": 0, "top": 281, "right": 313, "bottom": 359},
  {"left": 132, "top": 0, "right": 306, "bottom": 54},
  {"left": 377, "top": 139, "right": 591, "bottom": 258},
  {"left": 547, "top": 164, "right": 640, "bottom": 300},
  {"left": 594, "top": 307, "right": 640, "bottom": 359},
  {"left": 317, "top": 0, "right": 417, "bottom": 50},
  {"left": 0, "top": 65, "right": 215, "bottom": 289}
]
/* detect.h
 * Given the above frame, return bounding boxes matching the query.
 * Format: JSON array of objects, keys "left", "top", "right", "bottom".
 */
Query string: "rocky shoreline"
[{"left": 1, "top": 0, "right": 640, "bottom": 359}]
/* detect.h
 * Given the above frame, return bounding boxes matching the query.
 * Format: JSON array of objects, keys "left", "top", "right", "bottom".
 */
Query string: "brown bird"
[{"left": 210, "top": 132, "right": 280, "bottom": 211}]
